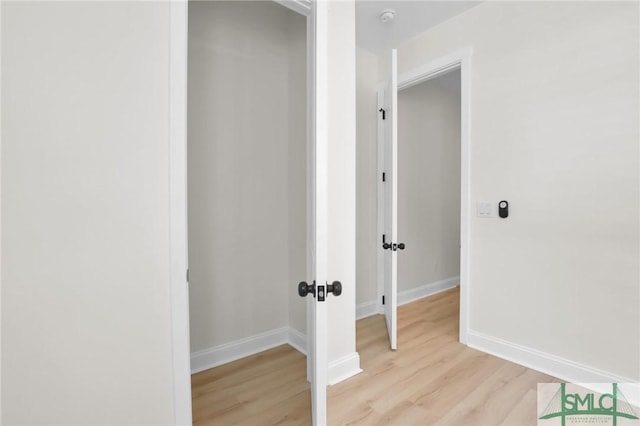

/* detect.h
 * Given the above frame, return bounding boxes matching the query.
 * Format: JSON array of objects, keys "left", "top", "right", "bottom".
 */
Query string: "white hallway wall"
[
  {"left": 394, "top": 1, "right": 639, "bottom": 381},
  {"left": 1, "top": 2, "right": 176, "bottom": 423},
  {"left": 356, "top": 47, "right": 379, "bottom": 306},
  {"left": 187, "top": 1, "right": 306, "bottom": 355}
]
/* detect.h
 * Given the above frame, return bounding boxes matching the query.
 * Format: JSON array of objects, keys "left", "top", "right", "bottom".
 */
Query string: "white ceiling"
[{"left": 356, "top": 1, "right": 482, "bottom": 54}]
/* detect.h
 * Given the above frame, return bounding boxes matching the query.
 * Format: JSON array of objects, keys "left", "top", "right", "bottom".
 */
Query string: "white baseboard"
[
  {"left": 467, "top": 330, "right": 640, "bottom": 407},
  {"left": 290, "top": 334, "right": 362, "bottom": 385},
  {"left": 287, "top": 327, "right": 307, "bottom": 355},
  {"left": 328, "top": 352, "right": 362, "bottom": 385},
  {"left": 191, "top": 327, "right": 291, "bottom": 374},
  {"left": 356, "top": 301, "right": 378, "bottom": 320},
  {"left": 191, "top": 327, "right": 362, "bottom": 384},
  {"left": 397, "top": 276, "right": 459, "bottom": 306},
  {"left": 358, "top": 276, "right": 460, "bottom": 320}
]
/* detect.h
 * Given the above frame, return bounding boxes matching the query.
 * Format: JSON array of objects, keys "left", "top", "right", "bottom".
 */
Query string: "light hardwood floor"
[{"left": 192, "top": 287, "right": 559, "bottom": 425}]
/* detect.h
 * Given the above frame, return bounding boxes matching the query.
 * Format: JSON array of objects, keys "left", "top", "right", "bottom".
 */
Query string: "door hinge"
[
  {"left": 186, "top": 269, "right": 190, "bottom": 282},
  {"left": 382, "top": 295, "right": 385, "bottom": 305},
  {"left": 379, "top": 108, "right": 386, "bottom": 120},
  {"left": 382, "top": 172, "right": 386, "bottom": 182}
]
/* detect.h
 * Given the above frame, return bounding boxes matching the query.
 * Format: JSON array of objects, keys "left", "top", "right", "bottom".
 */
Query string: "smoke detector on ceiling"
[{"left": 379, "top": 9, "right": 396, "bottom": 23}]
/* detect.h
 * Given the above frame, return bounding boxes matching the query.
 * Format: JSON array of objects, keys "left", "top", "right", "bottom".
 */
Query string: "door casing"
[{"left": 376, "top": 47, "right": 472, "bottom": 346}]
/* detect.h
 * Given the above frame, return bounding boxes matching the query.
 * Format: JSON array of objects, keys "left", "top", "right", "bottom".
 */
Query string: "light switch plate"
[{"left": 477, "top": 202, "right": 492, "bottom": 217}]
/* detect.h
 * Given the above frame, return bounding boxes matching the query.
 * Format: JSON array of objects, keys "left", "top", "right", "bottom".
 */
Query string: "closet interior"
[{"left": 187, "top": 0, "right": 308, "bottom": 370}]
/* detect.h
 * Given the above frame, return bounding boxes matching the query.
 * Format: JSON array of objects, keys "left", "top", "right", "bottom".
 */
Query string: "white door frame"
[
  {"left": 168, "top": 2, "right": 191, "bottom": 424},
  {"left": 168, "top": 1, "right": 314, "bottom": 424},
  {"left": 376, "top": 47, "right": 472, "bottom": 345}
]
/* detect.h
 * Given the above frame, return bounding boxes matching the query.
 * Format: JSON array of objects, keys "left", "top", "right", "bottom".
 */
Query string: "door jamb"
[
  {"left": 168, "top": 2, "right": 191, "bottom": 424},
  {"left": 376, "top": 47, "right": 472, "bottom": 345},
  {"left": 303, "top": 0, "right": 315, "bottom": 384},
  {"left": 168, "top": 1, "right": 314, "bottom": 424}
]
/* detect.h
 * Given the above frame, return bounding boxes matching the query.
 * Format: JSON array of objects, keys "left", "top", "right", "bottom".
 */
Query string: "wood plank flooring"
[{"left": 192, "top": 287, "right": 559, "bottom": 425}]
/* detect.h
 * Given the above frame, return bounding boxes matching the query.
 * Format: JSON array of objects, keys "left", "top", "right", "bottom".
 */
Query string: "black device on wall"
[{"left": 499, "top": 200, "right": 509, "bottom": 218}]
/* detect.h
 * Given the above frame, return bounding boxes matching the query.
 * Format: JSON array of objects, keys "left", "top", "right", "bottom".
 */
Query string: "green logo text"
[{"left": 539, "top": 383, "right": 638, "bottom": 426}]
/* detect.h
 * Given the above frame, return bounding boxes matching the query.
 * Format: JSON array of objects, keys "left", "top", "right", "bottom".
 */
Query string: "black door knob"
[
  {"left": 327, "top": 281, "right": 342, "bottom": 296},
  {"left": 397, "top": 243, "right": 405, "bottom": 250},
  {"left": 298, "top": 281, "right": 316, "bottom": 298},
  {"left": 382, "top": 243, "right": 392, "bottom": 250}
]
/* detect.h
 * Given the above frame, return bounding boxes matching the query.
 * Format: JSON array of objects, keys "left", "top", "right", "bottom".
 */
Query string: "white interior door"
[
  {"left": 382, "top": 49, "right": 398, "bottom": 350},
  {"left": 305, "top": 3, "right": 327, "bottom": 424},
  {"left": 306, "top": 287, "right": 327, "bottom": 426},
  {"left": 305, "top": 1, "right": 355, "bottom": 425}
]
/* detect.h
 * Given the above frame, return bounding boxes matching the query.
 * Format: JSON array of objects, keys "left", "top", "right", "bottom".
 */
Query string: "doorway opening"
[
  {"left": 395, "top": 67, "right": 462, "bottom": 338},
  {"left": 369, "top": 48, "right": 471, "bottom": 354},
  {"left": 186, "top": 1, "right": 311, "bottom": 423}
]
